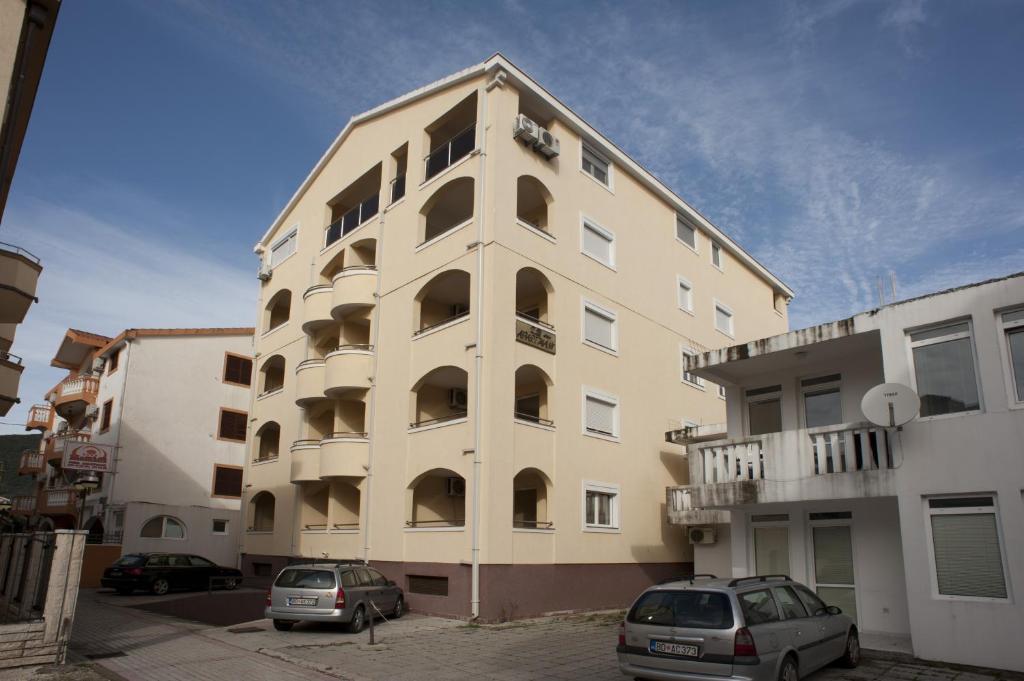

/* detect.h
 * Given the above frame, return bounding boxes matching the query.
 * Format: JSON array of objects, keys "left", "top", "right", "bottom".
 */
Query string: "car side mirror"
[{"left": 825, "top": 605, "right": 842, "bottom": 616}]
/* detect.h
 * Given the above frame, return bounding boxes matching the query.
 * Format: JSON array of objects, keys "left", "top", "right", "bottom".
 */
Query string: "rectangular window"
[
  {"left": 212, "top": 464, "right": 243, "bottom": 498},
  {"left": 711, "top": 242, "right": 723, "bottom": 269},
  {"left": 680, "top": 347, "right": 704, "bottom": 388},
  {"left": 927, "top": 496, "right": 1007, "bottom": 599},
  {"left": 1001, "top": 309, "right": 1024, "bottom": 402},
  {"left": 218, "top": 408, "right": 248, "bottom": 442},
  {"left": 583, "top": 389, "right": 619, "bottom": 438},
  {"left": 714, "top": 302, "right": 734, "bottom": 336},
  {"left": 583, "top": 481, "right": 619, "bottom": 529},
  {"left": 408, "top": 575, "right": 448, "bottom": 596},
  {"left": 746, "top": 385, "right": 781, "bottom": 436},
  {"left": 212, "top": 519, "right": 229, "bottom": 534},
  {"left": 717, "top": 384, "right": 727, "bottom": 400},
  {"left": 909, "top": 321, "right": 980, "bottom": 417},
  {"left": 677, "top": 277, "right": 693, "bottom": 312},
  {"left": 107, "top": 349, "right": 120, "bottom": 374},
  {"left": 675, "top": 215, "right": 697, "bottom": 250},
  {"left": 100, "top": 399, "right": 113, "bottom": 432},
  {"left": 581, "top": 218, "right": 615, "bottom": 267},
  {"left": 269, "top": 229, "right": 297, "bottom": 268},
  {"left": 223, "top": 353, "right": 253, "bottom": 387},
  {"left": 581, "top": 143, "right": 610, "bottom": 186},
  {"left": 801, "top": 374, "right": 843, "bottom": 428},
  {"left": 582, "top": 301, "right": 617, "bottom": 352}
]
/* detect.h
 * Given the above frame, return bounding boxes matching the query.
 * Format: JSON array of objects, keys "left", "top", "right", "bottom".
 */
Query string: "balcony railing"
[
  {"left": 514, "top": 411, "right": 554, "bottom": 428},
  {"left": 424, "top": 123, "right": 476, "bottom": 180},
  {"left": 513, "top": 520, "right": 554, "bottom": 529},
  {"left": 405, "top": 519, "right": 465, "bottom": 528},
  {"left": 332, "top": 344, "right": 374, "bottom": 353},
  {"left": 26, "top": 404, "right": 52, "bottom": 428},
  {"left": 325, "top": 194, "right": 380, "bottom": 247},
  {"left": 41, "top": 488, "right": 77, "bottom": 510},
  {"left": 414, "top": 309, "right": 470, "bottom": 336},
  {"left": 0, "top": 241, "right": 40, "bottom": 265},
  {"left": 49, "top": 431, "right": 91, "bottom": 461},
  {"left": 390, "top": 175, "right": 406, "bottom": 204},
  {"left": 18, "top": 451, "right": 43, "bottom": 475},
  {"left": 11, "top": 495, "right": 35, "bottom": 513},
  {"left": 57, "top": 375, "right": 99, "bottom": 400},
  {"left": 323, "top": 431, "right": 368, "bottom": 440},
  {"left": 409, "top": 412, "right": 467, "bottom": 429}
]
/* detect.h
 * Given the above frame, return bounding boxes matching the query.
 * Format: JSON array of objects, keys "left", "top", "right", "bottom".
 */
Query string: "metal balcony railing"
[
  {"left": 424, "top": 123, "right": 476, "bottom": 180},
  {"left": 414, "top": 309, "right": 470, "bottom": 336},
  {"left": 390, "top": 175, "right": 406, "bottom": 204},
  {"left": 405, "top": 519, "right": 465, "bottom": 528},
  {"left": 409, "top": 412, "right": 467, "bottom": 429},
  {"left": 514, "top": 411, "right": 554, "bottom": 427},
  {"left": 325, "top": 193, "right": 380, "bottom": 247}
]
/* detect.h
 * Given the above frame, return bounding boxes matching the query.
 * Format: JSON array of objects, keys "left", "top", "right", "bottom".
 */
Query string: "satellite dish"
[{"left": 861, "top": 383, "right": 920, "bottom": 428}]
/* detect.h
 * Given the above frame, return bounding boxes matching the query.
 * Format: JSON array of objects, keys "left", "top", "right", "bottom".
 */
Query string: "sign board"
[
  {"left": 62, "top": 441, "right": 115, "bottom": 472},
  {"left": 515, "top": 319, "right": 556, "bottom": 354}
]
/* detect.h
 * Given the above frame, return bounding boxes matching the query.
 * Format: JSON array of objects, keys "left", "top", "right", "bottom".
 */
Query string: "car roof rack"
[
  {"left": 727, "top": 574, "right": 791, "bottom": 587},
  {"left": 658, "top": 573, "right": 718, "bottom": 585}
]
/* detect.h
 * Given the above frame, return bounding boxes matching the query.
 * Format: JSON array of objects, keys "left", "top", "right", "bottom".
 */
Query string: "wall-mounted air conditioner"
[
  {"left": 536, "top": 127, "right": 560, "bottom": 158},
  {"left": 92, "top": 357, "right": 105, "bottom": 373},
  {"left": 688, "top": 527, "right": 717, "bottom": 545},
  {"left": 513, "top": 114, "right": 540, "bottom": 146},
  {"left": 257, "top": 263, "right": 273, "bottom": 282},
  {"left": 448, "top": 388, "right": 468, "bottom": 410},
  {"left": 446, "top": 477, "right": 466, "bottom": 497}
]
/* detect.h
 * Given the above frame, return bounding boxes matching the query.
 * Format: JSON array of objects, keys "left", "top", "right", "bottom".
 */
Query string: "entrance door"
[
  {"left": 810, "top": 519, "right": 857, "bottom": 624},
  {"left": 754, "top": 526, "right": 790, "bottom": 575}
]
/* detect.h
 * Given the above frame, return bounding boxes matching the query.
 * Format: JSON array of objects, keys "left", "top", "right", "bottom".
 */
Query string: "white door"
[
  {"left": 754, "top": 526, "right": 790, "bottom": 575},
  {"left": 810, "top": 520, "right": 857, "bottom": 624}
]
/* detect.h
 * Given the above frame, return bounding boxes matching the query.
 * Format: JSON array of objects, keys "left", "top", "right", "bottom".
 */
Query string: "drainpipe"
[
  {"left": 362, "top": 205, "right": 386, "bottom": 565},
  {"left": 469, "top": 68, "right": 505, "bottom": 621},
  {"left": 240, "top": 247, "right": 268, "bottom": 566},
  {"left": 103, "top": 339, "right": 132, "bottom": 535}
]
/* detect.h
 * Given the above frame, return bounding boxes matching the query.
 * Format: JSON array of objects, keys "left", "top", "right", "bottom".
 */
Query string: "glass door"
[
  {"left": 811, "top": 518, "right": 857, "bottom": 623},
  {"left": 754, "top": 526, "right": 790, "bottom": 575}
]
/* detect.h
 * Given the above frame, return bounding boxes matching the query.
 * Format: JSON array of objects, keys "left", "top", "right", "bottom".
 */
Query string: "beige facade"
[{"left": 242, "top": 54, "right": 790, "bottom": 620}]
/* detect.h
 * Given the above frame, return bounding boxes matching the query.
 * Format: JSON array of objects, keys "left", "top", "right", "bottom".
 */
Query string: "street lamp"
[{"left": 72, "top": 472, "right": 100, "bottom": 530}]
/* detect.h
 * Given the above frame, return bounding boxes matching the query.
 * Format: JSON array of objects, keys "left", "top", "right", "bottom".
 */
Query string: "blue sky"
[{"left": 2, "top": 0, "right": 1022, "bottom": 432}]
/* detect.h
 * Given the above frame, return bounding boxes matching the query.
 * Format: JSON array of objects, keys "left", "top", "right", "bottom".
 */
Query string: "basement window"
[{"left": 407, "top": 575, "right": 448, "bottom": 596}]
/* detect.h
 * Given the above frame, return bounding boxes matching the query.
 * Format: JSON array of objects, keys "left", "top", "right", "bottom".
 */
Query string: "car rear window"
[
  {"left": 274, "top": 569, "right": 336, "bottom": 589},
  {"left": 738, "top": 589, "right": 780, "bottom": 625},
  {"left": 114, "top": 554, "right": 145, "bottom": 567},
  {"left": 627, "top": 590, "right": 734, "bottom": 629}
]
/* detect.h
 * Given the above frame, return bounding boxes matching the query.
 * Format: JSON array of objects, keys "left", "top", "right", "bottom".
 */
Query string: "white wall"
[{"left": 122, "top": 501, "right": 240, "bottom": 567}]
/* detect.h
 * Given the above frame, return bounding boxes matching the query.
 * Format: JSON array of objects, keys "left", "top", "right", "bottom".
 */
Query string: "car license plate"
[
  {"left": 650, "top": 641, "right": 699, "bottom": 658},
  {"left": 287, "top": 597, "right": 317, "bottom": 607},
  {"left": 110, "top": 570, "right": 121, "bottom": 576}
]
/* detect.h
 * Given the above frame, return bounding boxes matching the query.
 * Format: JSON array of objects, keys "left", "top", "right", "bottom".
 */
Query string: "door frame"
[
  {"left": 747, "top": 512, "right": 793, "bottom": 577},
  {"left": 805, "top": 511, "right": 861, "bottom": 626}
]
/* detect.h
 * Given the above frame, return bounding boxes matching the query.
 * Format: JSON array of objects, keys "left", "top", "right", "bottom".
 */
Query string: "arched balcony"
[
  {"left": 513, "top": 468, "right": 553, "bottom": 530},
  {"left": 302, "top": 284, "right": 334, "bottom": 333},
  {"left": 248, "top": 491, "right": 275, "bottom": 532},
  {"left": 299, "top": 482, "right": 329, "bottom": 531},
  {"left": 413, "top": 269, "right": 470, "bottom": 336},
  {"left": 406, "top": 468, "right": 465, "bottom": 528},
  {"left": 254, "top": 421, "right": 280, "bottom": 462},
  {"left": 294, "top": 359, "right": 326, "bottom": 405},
  {"left": 331, "top": 237, "right": 378, "bottom": 317},
  {"left": 409, "top": 365, "right": 468, "bottom": 429},
  {"left": 259, "top": 355, "right": 285, "bottom": 396},
  {"left": 264, "top": 289, "right": 291, "bottom": 333},
  {"left": 419, "top": 176, "right": 474, "bottom": 246},
  {"left": 516, "top": 175, "right": 553, "bottom": 235},
  {"left": 514, "top": 364, "right": 553, "bottom": 427},
  {"left": 320, "top": 397, "right": 369, "bottom": 478},
  {"left": 330, "top": 480, "right": 361, "bottom": 531}
]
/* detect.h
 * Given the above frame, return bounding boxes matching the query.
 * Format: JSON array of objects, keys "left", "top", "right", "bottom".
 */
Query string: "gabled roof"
[
  {"left": 97, "top": 327, "right": 254, "bottom": 357},
  {"left": 50, "top": 329, "right": 112, "bottom": 369},
  {"left": 256, "top": 53, "right": 793, "bottom": 298}
]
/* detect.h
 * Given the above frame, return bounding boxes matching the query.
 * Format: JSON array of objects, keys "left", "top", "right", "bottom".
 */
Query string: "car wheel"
[
  {"left": 347, "top": 605, "right": 366, "bottom": 633},
  {"left": 778, "top": 655, "right": 799, "bottom": 681},
  {"left": 392, "top": 596, "right": 404, "bottom": 619},
  {"left": 273, "top": 620, "right": 294, "bottom": 631},
  {"left": 116, "top": 587, "right": 133, "bottom": 596},
  {"left": 839, "top": 629, "right": 860, "bottom": 668},
  {"left": 223, "top": 578, "right": 239, "bottom": 591},
  {"left": 151, "top": 579, "right": 170, "bottom": 596}
]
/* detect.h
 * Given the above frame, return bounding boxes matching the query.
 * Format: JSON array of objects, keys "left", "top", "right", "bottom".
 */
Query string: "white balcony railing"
[
  {"left": 57, "top": 375, "right": 99, "bottom": 399},
  {"left": 27, "top": 403, "right": 52, "bottom": 425},
  {"left": 19, "top": 451, "right": 43, "bottom": 471},
  {"left": 12, "top": 496, "right": 35, "bottom": 512},
  {"left": 43, "top": 488, "right": 74, "bottom": 509}
]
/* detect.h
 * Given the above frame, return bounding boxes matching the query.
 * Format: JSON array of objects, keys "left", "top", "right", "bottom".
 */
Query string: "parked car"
[
  {"left": 101, "top": 553, "right": 242, "bottom": 596},
  {"left": 265, "top": 562, "right": 404, "bottom": 632},
  {"left": 617, "top": 574, "right": 858, "bottom": 681}
]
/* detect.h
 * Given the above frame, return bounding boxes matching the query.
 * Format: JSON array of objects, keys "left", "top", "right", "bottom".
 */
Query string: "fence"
[{"left": 0, "top": 531, "right": 86, "bottom": 668}]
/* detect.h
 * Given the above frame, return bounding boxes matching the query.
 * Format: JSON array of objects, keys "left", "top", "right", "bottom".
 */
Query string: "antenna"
[
  {"left": 889, "top": 272, "right": 898, "bottom": 302},
  {"left": 876, "top": 276, "right": 885, "bottom": 306}
]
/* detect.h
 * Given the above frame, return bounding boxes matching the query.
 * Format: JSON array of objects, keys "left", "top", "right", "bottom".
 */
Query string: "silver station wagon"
[
  {"left": 617, "top": 575, "right": 858, "bottom": 681},
  {"left": 265, "top": 562, "right": 404, "bottom": 632}
]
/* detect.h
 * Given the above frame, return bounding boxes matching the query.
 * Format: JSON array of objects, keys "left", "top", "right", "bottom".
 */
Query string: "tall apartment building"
[
  {"left": 17, "top": 327, "right": 253, "bottom": 566},
  {"left": 667, "top": 273, "right": 1024, "bottom": 671},
  {"left": 242, "top": 54, "right": 792, "bottom": 620}
]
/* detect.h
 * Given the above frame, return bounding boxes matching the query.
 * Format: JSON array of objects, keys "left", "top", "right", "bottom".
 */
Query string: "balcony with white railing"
[
  {"left": 672, "top": 421, "right": 898, "bottom": 512},
  {"left": 18, "top": 451, "right": 44, "bottom": 476},
  {"left": 40, "top": 487, "right": 78, "bottom": 515},
  {"left": 53, "top": 374, "right": 100, "bottom": 417},
  {"left": 666, "top": 487, "right": 730, "bottom": 526},
  {"left": 25, "top": 403, "right": 53, "bottom": 430},
  {"left": 11, "top": 495, "right": 36, "bottom": 515},
  {"left": 46, "top": 431, "right": 91, "bottom": 464}
]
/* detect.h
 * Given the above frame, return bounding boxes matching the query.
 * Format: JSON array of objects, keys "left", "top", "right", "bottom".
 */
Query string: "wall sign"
[{"left": 515, "top": 319, "right": 556, "bottom": 354}]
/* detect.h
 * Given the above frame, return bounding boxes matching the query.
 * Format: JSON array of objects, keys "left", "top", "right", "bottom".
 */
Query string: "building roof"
[
  {"left": 50, "top": 329, "right": 113, "bottom": 369},
  {"left": 255, "top": 52, "right": 793, "bottom": 298},
  {"left": 97, "top": 327, "right": 254, "bottom": 357}
]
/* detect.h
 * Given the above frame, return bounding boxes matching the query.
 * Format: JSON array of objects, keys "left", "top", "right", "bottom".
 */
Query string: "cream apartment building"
[
  {"left": 667, "top": 273, "right": 1024, "bottom": 671},
  {"left": 242, "top": 53, "right": 791, "bottom": 620},
  {"left": 17, "top": 327, "right": 253, "bottom": 567}
]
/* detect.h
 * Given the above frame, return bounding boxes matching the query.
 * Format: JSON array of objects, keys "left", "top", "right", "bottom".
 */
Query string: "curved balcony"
[
  {"left": 18, "top": 451, "right": 44, "bottom": 476},
  {"left": 46, "top": 431, "right": 90, "bottom": 464},
  {"left": 11, "top": 495, "right": 36, "bottom": 516},
  {"left": 301, "top": 285, "right": 334, "bottom": 333},
  {"left": 319, "top": 433, "right": 369, "bottom": 478},
  {"left": 331, "top": 266, "right": 377, "bottom": 318},
  {"left": 324, "top": 346, "right": 373, "bottom": 396},
  {"left": 294, "top": 359, "right": 326, "bottom": 406},
  {"left": 53, "top": 375, "right": 99, "bottom": 418},
  {"left": 25, "top": 404, "right": 52, "bottom": 431},
  {"left": 289, "top": 439, "right": 321, "bottom": 483}
]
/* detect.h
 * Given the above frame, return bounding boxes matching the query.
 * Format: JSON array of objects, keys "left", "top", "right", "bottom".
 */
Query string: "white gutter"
[{"left": 362, "top": 206, "right": 387, "bottom": 564}]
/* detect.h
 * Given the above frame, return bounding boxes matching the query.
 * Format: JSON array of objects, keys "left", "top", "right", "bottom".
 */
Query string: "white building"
[{"left": 667, "top": 272, "right": 1024, "bottom": 672}]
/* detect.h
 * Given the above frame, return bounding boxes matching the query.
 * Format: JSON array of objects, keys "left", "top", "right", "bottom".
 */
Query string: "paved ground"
[{"left": 3, "top": 589, "right": 1016, "bottom": 681}]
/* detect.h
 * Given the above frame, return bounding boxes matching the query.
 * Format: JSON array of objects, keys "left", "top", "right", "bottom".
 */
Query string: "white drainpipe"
[{"left": 362, "top": 204, "right": 387, "bottom": 564}]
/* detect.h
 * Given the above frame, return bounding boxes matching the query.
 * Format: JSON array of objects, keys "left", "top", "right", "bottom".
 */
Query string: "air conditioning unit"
[
  {"left": 257, "top": 263, "right": 273, "bottom": 282},
  {"left": 536, "top": 127, "right": 560, "bottom": 158},
  {"left": 513, "top": 114, "right": 540, "bottom": 146},
  {"left": 92, "top": 357, "right": 105, "bottom": 373},
  {"left": 448, "top": 388, "right": 468, "bottom": 410},
  {"left": 446, "top": 477, "right": 466, "bottom": 497},
  {"left": 688, "top": 527, "right": 717, "bottom": 545},
  {"left": 84, "top": 405, "right": 99, "bottom": 419}
]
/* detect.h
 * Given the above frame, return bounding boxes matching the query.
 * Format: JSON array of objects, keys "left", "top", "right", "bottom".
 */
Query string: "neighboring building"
[
  {"left": 242, "top": 53, "right": 792, "bottom": 620},
  {"left": 0, "top": 0, "right": 60, "bottom": 416},
  {"left": 667, "top": 273, "right": 1024, "bottom": 671},
  {"left": 0, "top": 432, "right": 39, "bottom": 499},
  {"left": 17, "top": 327, "right": 254, "bottom": 566}
]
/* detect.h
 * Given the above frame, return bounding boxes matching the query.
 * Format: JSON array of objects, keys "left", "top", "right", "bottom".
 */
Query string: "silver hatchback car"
[
  {"left": 265, "top": 563, "right": 404, "bottom": 632},
  {"left": 617, "top": 575, "right": 858, "bottom": 681}
]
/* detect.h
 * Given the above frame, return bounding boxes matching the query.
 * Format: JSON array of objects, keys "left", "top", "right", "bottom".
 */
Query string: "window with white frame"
[
  {"left": 212, "top": 519, "right": 229, "bottom": 534},
  {"left": 582, "top": 300, "right": 617, "bottom": 352},
  {"left": 714, "top": 302, "right": 734, "bottom": 336},
  {"left": 583, "top": 389, "right": 619, "bottom": 438},
  {"left": 717, "top": 384, "right": 727, "bottom": 400},
  {"left": 927, "top": 496, "right": 1007, "bottom": 599},
  {"left": 677, "top": 277, "right": 694, "bottom": 313},
  {"left": 676, "top": 214, "right": 697, "bottom": 250},
  {"left": 581, "top": 218, "right": 615, "bottom": 267},
  {"left": 801, "top": 374, "right": 843, "bottom": 428},
  {"left": 1000, "top": 308, "right": 1024, "bottom": 402},
  {"left": 680, "top": 347, "right": 704, "bottom": 388},
  {"left": 711, "top": 242, "right": 723, "bottom": 269},
  {"left": 909, "top": 321, "right": 981, "bottom": 417},
  {"left": 269, "top": 229, "right": 297, "bottom": 268},
  {"left": 581, "top": 143, "right": 610, "bottom": 186},
  {"left": 140, "top": 515, "right": 186, "bottom": 539},
  {"left": 583, "top": 481, "right": 620, "bottom": 530}
]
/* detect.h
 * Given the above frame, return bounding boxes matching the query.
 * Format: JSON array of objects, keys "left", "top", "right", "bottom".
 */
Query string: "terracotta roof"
[
  {"left": 65, "top": 329, "right": 112, "bottom": 345},
  {"left": 97, "top": 327, "right": 254, "bottom": 356}
]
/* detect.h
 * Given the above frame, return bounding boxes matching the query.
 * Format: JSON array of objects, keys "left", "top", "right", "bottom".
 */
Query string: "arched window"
[
  {"left": 140, "top": 515, "right": 186, "bottom": 539},
  {"left": 259, "top": 355, "right": 285, "bottom": 394},
  {"left": 407, "top": 468, "right": 465, "bottom": 528},
  {"left": 249, "top": 491, "right": 275, "bottom": 532},
  {"left": 410, "top": 365, "right": 469, "bottom": 428},
  {"left": 413, "top": 269, "right": 471, "bottom": 334},
  {"left": 419, "top": 177, "right": 474, "bottom": 244},
  {"left": 255, "top": 422, "right": 280, "bottom": 462},
  {"left": 264, "top": 289, "right": 292, "bottom": 332},
  {"left": 516, "top": 175, "right": 553, "bottom": 234}
]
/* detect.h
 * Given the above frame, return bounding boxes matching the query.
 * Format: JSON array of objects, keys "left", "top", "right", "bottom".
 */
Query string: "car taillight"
[
  {"left": 265, "top": 590, "right": 272, "bottom": 606},
  {"left": 126, "top": 568, "right": 143, "bottom": 576},
  {"left": 335, "top": 587, "right": 346, "bottom": 609},
  {"left": 734, "top": 627, "right": 757, "bottom": 657},
  {"left": 617, "top": 622, "right": 625, "bottom": 647}
]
